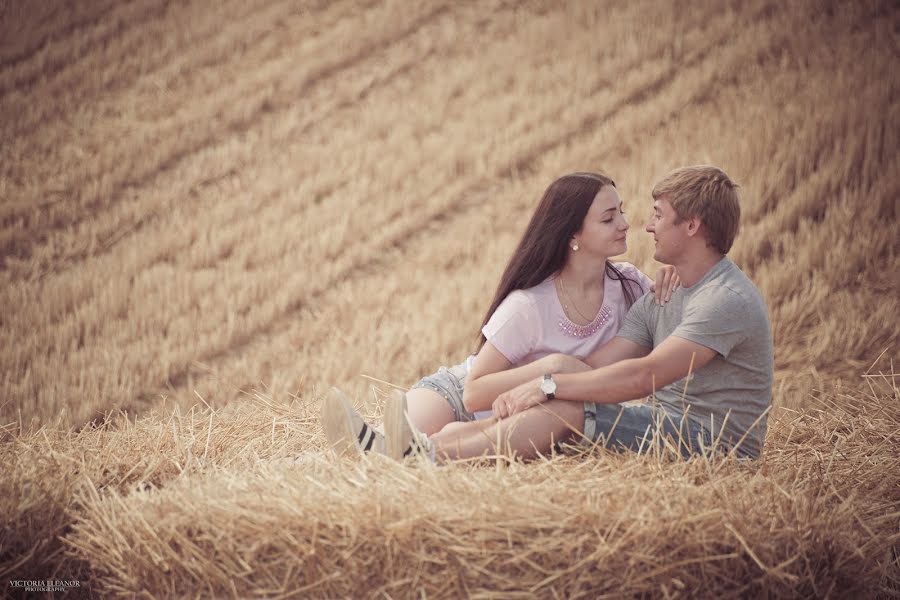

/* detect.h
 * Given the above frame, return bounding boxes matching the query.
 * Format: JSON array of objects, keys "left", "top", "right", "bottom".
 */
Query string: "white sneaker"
[
  {"left": 383, "top": 389, "right": 435, "bottom": 462},
  {"left": 320, "top": 387, "right": 385, "bottom": 457}
]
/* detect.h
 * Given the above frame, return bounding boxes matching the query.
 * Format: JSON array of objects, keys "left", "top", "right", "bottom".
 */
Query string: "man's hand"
[{"left": 492, "top": 377, "right": 545, "bottom": 418}]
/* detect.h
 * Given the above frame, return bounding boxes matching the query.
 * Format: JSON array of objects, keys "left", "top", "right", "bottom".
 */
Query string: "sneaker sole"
[
  {"left": 321, "top": 388, "right": 359, "bottom": 457},
  {"left": 384, "top": 389, "right": 411, "bottom": 461}
]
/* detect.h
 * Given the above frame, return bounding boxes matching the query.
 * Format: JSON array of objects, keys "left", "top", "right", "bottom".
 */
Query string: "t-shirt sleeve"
[
  {"left": 481, "top": 291, "right": 541, "bottom": 364},
  {"left": 671, "top": 287, "right": 749, "bottom": 357},
  {"left": 616, "top": 295, "right": 653, "bottom": 348}
]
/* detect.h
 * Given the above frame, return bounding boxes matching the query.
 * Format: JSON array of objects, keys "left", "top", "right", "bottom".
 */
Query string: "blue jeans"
[
  {"left": 582, "top": 402, "right": 715, "bottom": 457},
  {"left": 410, "top": 360, "right": 474, "bottom": 422}
]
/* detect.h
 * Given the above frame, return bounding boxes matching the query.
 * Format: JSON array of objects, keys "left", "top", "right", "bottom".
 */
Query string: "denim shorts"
[
  {"left": 582, "top": 402, "right": 715, "bottom": 458},
  {"left": 410, "top": 360, "right": 477, "bottom": 422}
]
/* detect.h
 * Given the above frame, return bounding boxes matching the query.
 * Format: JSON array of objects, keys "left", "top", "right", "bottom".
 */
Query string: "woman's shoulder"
[
  {"left": 610, "top": 261, "right": 643, "bottom": 277},
  {"left": 486, "top": 284, "right": 544, "bottom": 330},
  {"left": 496, "top": 286, "right": 541, "bottom": 313},
  {"left": 609, "top": 261, "right": 653, "bottom": 293},
  {"left": 493, "top": 279, "right": 555, "bottom": 319},
  {"left": 516, "top": 277, "right": 556, "bottom": 305}
]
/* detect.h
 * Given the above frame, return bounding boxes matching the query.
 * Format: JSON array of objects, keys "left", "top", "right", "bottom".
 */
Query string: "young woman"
[{"left": 321, "top": 172, "right": 677, "bottom": 457}]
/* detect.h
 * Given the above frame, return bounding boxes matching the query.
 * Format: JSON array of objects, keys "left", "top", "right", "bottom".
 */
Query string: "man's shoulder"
[
  {"left": 693, "top": 261, "right": 763, "bottom": 305},
  {"left": 693, "top": 261, "right": 767, "bottom": 313},
  {"left": 627, "top": 287, "right": 657, "bottom": 315}
]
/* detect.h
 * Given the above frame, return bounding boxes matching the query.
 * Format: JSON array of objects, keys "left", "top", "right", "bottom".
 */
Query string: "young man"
[{"left": 325, "top": 165, "right": 774, "bottom": 461}]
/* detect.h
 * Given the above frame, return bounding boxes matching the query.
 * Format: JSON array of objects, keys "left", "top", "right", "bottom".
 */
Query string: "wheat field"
[{"left": 2, "top": 0, "right": 899, "bottom": 597}]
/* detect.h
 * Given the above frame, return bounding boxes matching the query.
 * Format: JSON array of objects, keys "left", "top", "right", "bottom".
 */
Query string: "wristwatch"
[{"left": 540, "top": 374, "right": 557, "bottom": 401}]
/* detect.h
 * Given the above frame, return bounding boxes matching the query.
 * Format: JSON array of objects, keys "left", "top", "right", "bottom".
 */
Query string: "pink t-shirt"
[{"left": 481, "top": 262, "right": 652, "bottom": 367}]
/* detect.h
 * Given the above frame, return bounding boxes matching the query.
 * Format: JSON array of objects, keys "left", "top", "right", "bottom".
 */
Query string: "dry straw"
[
  {"left": 1, "top": 0, "right": 898, "bottom": 596},
  {"left": 3, "top": 368, "right": 897, "bottom": 598}
]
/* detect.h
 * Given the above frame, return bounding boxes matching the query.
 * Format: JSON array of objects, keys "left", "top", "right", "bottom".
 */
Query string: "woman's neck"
[{"left": 558, "top": 254, "right": 608, "bottom": 294}]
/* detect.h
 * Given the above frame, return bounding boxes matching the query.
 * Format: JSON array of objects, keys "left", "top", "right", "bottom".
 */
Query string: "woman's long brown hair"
[{"left": 476, "top": 172, "right": 643, "bottom": 351}]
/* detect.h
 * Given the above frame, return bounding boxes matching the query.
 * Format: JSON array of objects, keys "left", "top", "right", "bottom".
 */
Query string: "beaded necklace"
[{"left": 555, "top": 276, "right": 612, "bottom": 338}]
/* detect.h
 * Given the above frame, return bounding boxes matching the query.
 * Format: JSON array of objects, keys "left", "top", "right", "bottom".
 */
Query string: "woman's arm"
[{"left": 462, "top": 344, "right": 591, "bottom": 413}]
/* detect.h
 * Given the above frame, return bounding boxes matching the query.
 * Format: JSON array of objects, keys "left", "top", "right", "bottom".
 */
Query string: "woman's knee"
[
  {"left": 437, "top": 421, "right": 470, "bottom": 436},
  {"left": 545, "top": 400, "right": 586, "bottom": 431},
  {"left": 405, "top": 388, "right": 456, "bottom": 435}
]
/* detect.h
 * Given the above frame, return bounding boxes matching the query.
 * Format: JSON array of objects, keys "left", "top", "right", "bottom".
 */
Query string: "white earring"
[{"left": 571, "top": 242, "right": 579, "bottom": 251}]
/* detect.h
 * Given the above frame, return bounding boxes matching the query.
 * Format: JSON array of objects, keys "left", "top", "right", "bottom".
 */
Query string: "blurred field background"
[{"left": 1, "top": 0, "right": 898, "bottom": 597}]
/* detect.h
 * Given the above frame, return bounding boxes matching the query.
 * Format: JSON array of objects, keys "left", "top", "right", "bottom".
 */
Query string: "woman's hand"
[
  {"left": 650, "top": 265, "right": 679, "bottom": 305},
  {"left": 492, "top": 377, "right": 546, "bottom": 419}
]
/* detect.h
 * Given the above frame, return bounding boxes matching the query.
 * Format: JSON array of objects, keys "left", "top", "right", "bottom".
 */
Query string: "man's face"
[{"left": 645, "top": 197, "right": 688, "bottom": 264}]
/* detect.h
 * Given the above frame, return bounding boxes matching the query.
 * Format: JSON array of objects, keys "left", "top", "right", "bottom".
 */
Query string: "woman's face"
[{"left": 574, "top": 185, "right": 629, "bottom": 258}]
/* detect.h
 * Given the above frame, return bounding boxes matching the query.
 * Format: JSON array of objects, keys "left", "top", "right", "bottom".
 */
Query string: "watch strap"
[{"left": 542, "top": 373, "right": 556, "bottom": 401}]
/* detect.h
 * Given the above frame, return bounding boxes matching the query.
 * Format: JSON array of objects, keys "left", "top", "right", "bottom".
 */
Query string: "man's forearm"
[
  {"left": 551, "top": 353, "right": 593, "bottom": 375},
  {"left": 553, "top": 357, "right": 655, "bottom": 405}
]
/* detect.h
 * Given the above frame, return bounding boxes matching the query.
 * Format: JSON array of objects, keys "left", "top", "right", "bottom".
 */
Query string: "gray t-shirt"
[{"left": 617, "top": 257, "right": 773, "bottom": 458}]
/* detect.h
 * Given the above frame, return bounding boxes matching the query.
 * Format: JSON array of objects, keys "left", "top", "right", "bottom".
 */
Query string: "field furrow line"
[
  {"left": 3, "top": 0, "right": 558, "bottom": 284},
  {"left": 77, "top": 50, "right": 439, "bottom": 265},
  {"left": 0, "top": 0, "right": 246, "bottom": 135},
  {"left": 14, "top": 0, "right": 740, "bottom": 364},
  {"left": 0, "top": 0, "right": 346, "bottom": 188},
  {"left": 0, "top": 0, "right": 166, "bottom": 99},
  {"left": 497, "top": 2, "right": 789, "bottom": 186},
  {"left": 736, "top": 100, "right": 898, "bottom": 276},
  {"left": 0, "top": 0, "right": 351, "bottom": 147},
  {"left": 0, "top": 0, "right": 389, "bottom": 187},
  {"left": 187, "top": 65, "right": 900, "bottom": 407},
  {"left": 16, "top": 35, "right": 485, "bottom": 285},
  {"left": 5, "top": 0, "right": 640, "bottom": 227},
  {"left": 0, "top": 0, "right": 123, "bottom": 70},
  {"left": 742, "top": 4, "right": 900, "bottom": 230},
  {"left": 0, "top": 0, "right": 503, "bottom": 346},
  {"left": 732, "top": 38, "right": 898, "bottom": 271},
  {"left": 14, "top": 50, "right": 666, "bottom": 294},
  {"left": 0, "top": 0, "right": 816, "bottom": 422},
  {"left": 0, "top": 2, "right": 452, "bottom": 267},
  {"left": 132, "top": 9, "right": 797, "bottom": 413},
  {"left": 757, "top": 165, "right": 899, "bottom": 376},
  {"left": 5, "top": 0, "right": 723, "bottom": 285},
  {"left": 1, "top": 3, "right": 740, "bottom": 356}
]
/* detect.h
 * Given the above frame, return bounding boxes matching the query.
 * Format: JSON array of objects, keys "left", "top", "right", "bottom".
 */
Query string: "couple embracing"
[{"left": 322, "top": 165, "right": 774, "bottom": 463}]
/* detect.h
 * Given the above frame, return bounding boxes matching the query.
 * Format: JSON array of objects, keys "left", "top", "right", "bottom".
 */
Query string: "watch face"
[{"left": 540, "top": 377, "right": 556, "bottom": 394}]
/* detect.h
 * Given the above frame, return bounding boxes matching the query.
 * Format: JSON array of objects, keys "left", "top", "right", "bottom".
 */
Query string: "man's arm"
[
  {"left": 556, "top": 336, "right": 716, "bottom": 404},
  {"left": 494, "top": 336, "right": 717, "bottom": 417},
  {"left": 584, "top": 335, "right": 650, "bottom": 369},
  {"left": 486, "top": 337, "right": 650, "bottom": 417}
]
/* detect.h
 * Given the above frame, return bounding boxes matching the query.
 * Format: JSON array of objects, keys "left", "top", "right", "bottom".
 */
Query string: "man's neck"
[{"left": 674, "top": 250, "right": 725, "bottom": 288}]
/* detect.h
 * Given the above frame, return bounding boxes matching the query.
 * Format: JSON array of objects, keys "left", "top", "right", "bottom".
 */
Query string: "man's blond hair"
[{"left": 652, "top": 165, "right": 740, "bottom": 254}]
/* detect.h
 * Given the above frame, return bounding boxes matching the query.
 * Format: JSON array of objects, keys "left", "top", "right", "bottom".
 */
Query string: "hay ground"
[{"left": 1, "top": 0, "right": 899, "bottom": 597}]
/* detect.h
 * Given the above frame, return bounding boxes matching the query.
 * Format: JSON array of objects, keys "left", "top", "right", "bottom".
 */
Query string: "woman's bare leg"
[
  {"left": 430, "top": 400, "right": 586, "bottom": 462},
  {"left": 436, "top": 417, "right": 497, "bottom": 439},
  {"left": 405, "top": 387, "right": 456, "bottom": 436}
]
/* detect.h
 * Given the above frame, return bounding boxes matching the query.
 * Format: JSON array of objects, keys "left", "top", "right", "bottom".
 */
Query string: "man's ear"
[{"left": 685, "top": 216, "right": 703, "bottom": 237}]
